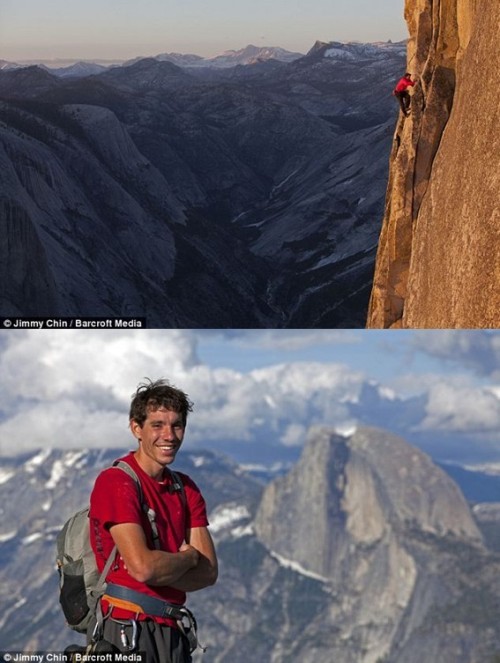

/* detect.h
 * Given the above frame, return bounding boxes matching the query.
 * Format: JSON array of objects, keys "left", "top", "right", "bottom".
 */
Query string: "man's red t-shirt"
[
  {"left": 89, "top": 452, "right": 209, "bottom": 625},
  {"left": 395, "top": 77, "right": 415, "bottom": 93}
]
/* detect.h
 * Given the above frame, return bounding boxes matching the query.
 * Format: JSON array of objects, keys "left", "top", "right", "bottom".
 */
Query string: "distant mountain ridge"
[
  {"left": 0, "top": 43, "right": 302, "bottom": 75},
  {"left": 1, "top": 39, "right": 404, "bottom": 77},
  {"left": 306, "top": 39, "right": 407, "bottom": 61},
  {"left": 125, "top": 44, "right": 304, "bottom": 69}
]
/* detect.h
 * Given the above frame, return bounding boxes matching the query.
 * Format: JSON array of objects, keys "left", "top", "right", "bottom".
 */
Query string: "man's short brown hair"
[{"left": 129, "top": 378, "right": 193, "bottom": 426}]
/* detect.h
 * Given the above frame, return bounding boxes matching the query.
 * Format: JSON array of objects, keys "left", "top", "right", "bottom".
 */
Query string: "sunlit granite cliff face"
[{"left": 367, "top": 0, "right": 499, "bottom": 328}]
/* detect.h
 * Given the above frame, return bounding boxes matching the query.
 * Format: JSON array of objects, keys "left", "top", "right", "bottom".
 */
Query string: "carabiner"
[{"left": 119, "top": 620, "right": 138, "bottom": 651}]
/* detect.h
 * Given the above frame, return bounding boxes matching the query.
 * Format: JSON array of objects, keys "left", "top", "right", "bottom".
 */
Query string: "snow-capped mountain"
[
  {"left": 1, "top": 44, "right": 303, "bottom": 80},
  {"left": 40, "top": 61, "right": 109, "bottom": 78},
  {"left": 306, "top": 39, "right": 407, "bottom": 61},
  {"left": 0, "top": 40, "right": 404, "bottom": 79},
  {"left": 0, "top": 59, "right": 115, "bottom": 76},
  {"left": 202, "top": 44, "right": 304, "bottom": 67},
  {"left": 124, "top": 45, "right": 303, "bottom": 69},
  {"left": 0, "top": 59, "right": 21, "bottom": 71},
  {"left": 124, "top": 52, "right": 205, "bottom": 68}
]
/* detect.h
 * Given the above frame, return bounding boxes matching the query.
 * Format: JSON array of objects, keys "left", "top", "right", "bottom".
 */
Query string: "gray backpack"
[{"left": 56, "top": 460, "right": 185, "bottom": 633}]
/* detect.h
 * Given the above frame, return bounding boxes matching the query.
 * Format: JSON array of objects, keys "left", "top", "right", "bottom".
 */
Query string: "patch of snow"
[
  {"left": 239, "top": 463, "right": 267, "bottom": 472},
  {"left": 41, "top": 499, "right": 52, "bottom": 511},
  {"left": 22, "top": 532, "right": 43, "bottom": 545},
  {"left": 209, "top": 504, "right": 250, "bottom": 533},
  {"left": 269, "top": 550, "right": 329, "bottom": 582},
  {"left": 0, "top": 530, "right": 17, "bottom": 543},
  {"left": 25, "top": 448, "right": 52, "bottom": 473},
  {"left": 378, "top": 386, "right": 396, "bottom": 401},
  {"left": 231, "top": 523, "right": 254, "bottom": 538},
  {"left": 0, "top": 596, "right": 27, "bottom": 630},
  {"left": 473, "top": 503, "right": 500, "bottom": 515},
  {"left": 64, "top": 451, "right": 87, "bottom": 469},
  {"left": 240, "top": 461, "right": 290, "bottom": 474},
  {"left": 271, "top": 168, "right": 300, "bottom": 194},
  {"left": 190, "top": 455, "right": 207, "bottom": 468},
  {"left": 461, "top": 462, "right": 500, "bottom": 476},
  {"left": 0, "top": 469, "right": 15, "bottom": 485},
  {"left": 312, "top": 253, "right": 342, "bottom": 271},
  {"left": 334, "top": 423, "right": 358, "bottom": 437},
  {"left": 45, "top": 459, "right": 66, "bottom": 489},
  {"left": 324, "top": 48, "right": 356, "bottom": 61}
]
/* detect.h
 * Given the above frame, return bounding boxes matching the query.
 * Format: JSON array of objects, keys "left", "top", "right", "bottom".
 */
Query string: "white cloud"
[
  {"left": 280, "top": 424, "right": 307, "bottom": 447},
  {"left": 0, "top": 329, "right": 199, "bottom": 404},
  {"left": 420, "top": 383, "right": 500, "bottom": 432},
  {"left": 211, "top": 330, "right": 362, "bottom": 351},
  {"left": 0, "top": 330, "right": 200, "bottom": 453},
  {"left": 0, "top": 332, "right": 365, "bottom": 455},
  {"left": 411, "top": 331, "right": 500, "bottom": 378},
  {"left": 0, "top": 397, "right": 130, "bottom": 453},
  {"left": 183, "top": 361, "right": 362, "bottom": 444},
  {"left": 387, "top": 371, "right": 473, "bottom": 398},
  {"left": 1, "top": 330, "right": 500, "bottom": 461}
]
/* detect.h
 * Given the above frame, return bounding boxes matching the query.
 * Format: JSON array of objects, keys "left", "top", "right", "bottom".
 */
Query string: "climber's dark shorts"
[
  {"left": 102, "top": 618, "right": 192, "bottom": 663},
  {"left": 394, "top": 90, "right": 411, "bottom": 113}
]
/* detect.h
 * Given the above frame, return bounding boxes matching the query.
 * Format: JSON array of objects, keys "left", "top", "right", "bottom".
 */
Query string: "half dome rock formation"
[
  {"left": 254, "top": 426, "right": 482, "bottom": 578},
  {"left": 253, "top": 426, "right": 488, "bottom": 662},
  {"left": 367, "top": 0, "right": 499, "bottom": 328}
]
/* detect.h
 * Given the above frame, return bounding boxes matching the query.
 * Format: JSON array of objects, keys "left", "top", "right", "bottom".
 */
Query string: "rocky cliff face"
[
  {"left": 367, "top": 0, "right": 499, "bottom": 328},
  {"left": 254, "top": 427, "right": 500, "bottom": 663}
]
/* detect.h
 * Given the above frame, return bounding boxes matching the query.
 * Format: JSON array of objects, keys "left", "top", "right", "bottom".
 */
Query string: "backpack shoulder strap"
[
  {"left": 111, "top": 459, "right": 161, "bottom": 550},
  {"left": 112, "top": 459, "right": 143, "bottom": 500},
  {"left": 92, "top": 461, "right": 145, "bottom": 597},
  {"left": 169, "top": 469, "right": 187, "bottom": 511}
]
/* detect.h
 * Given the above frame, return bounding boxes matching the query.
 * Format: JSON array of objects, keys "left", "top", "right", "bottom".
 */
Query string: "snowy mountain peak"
[
  {"left": 121, "top": 44, "right": 302, "bottom": 71},
  {"left": 306, "top": 39, "right": 407, "bottom": 62},
  {"left": 47, "top": 61, "right": 108, "bottom": 78},
  {"left": 0, "top": 59, "right": 21, "bottom": 71},
  {"left": 200, "top": 44, "right": 304, "bottom": 67}
]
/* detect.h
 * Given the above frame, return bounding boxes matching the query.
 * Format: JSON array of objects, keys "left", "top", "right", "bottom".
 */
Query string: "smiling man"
[{"left": 89, "top": 379, "right": 218, "bottom": 663}]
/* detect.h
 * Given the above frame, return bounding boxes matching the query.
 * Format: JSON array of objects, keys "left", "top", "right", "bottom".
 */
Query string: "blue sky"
[
  {"left": 0, "top": 330, "right": 499, "bottom": 464},
  {"left": 0, "top": 0, "right": 407, "bottom": 61},
  {"left": 195, "top": 330, "right": 499, "bottom": 392}
]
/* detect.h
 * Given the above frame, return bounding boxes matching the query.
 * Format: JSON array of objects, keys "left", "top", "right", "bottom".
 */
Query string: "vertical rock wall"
[{"left": 367, "top": 0, "right": 499, "bottom": 328}]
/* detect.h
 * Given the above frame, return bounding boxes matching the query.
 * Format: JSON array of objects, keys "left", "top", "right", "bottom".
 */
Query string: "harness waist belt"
[
  {"left": 104, "top": 584, "right": 186, "bottom": 620},
  {"left": 103, "top": 583, "right": 202, "bottom": 653}
]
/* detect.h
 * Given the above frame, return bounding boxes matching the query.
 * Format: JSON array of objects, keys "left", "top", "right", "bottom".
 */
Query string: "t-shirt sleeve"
[
  {"left": 180, "top": 473, "right": 210, "bottom": 529},
  {"left": 90, "top": 467, "right": 142, "bottom": 530}
]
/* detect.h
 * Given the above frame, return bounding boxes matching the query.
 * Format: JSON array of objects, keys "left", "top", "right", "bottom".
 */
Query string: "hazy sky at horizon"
[{"left": 1, "top": 0, "right": 407, "bottom": 61}]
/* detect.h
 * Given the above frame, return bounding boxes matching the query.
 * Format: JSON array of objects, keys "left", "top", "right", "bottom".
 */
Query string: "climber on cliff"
[{"left": 393, "top": 73, "right": 416, "bottom": 117}]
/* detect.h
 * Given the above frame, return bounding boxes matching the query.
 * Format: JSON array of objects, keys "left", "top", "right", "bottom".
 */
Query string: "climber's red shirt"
[
  {"left": 394, "top": 77, "right": 416, "bottom": 93},
  {"left": 89, "top": 452, "right": 209, "bottom": 625}
]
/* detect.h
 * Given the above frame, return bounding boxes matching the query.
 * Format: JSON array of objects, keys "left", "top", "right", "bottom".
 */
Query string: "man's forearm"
[
  {"left": 168, "top": 553, "right": 218, "bottom": 592},
  {"left": 135, "top": 548, "right": 199, "bottom": 586}
]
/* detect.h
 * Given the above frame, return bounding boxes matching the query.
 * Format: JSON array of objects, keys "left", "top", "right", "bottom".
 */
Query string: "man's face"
[{"left": 131, "top": 407, "right": 185, "bottom": 473}]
